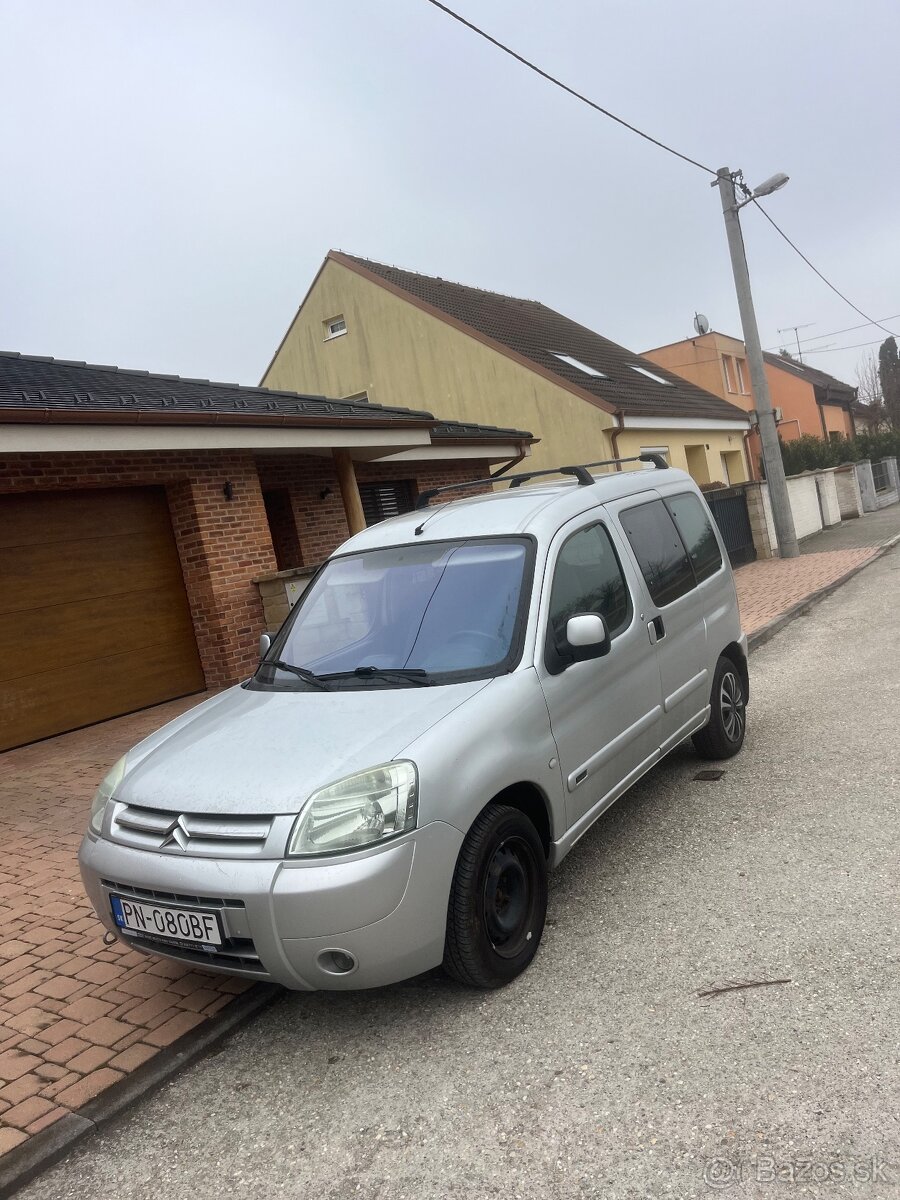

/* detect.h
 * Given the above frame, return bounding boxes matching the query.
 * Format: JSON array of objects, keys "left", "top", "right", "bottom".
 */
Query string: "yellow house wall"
[
  {"left": 614, "top": 428, "right": 749, "bottom": 484},
  {"left": 263, "top": 260, "right": 616, "bottom": 475},
  {"left": 264, "top": 262, "right": 750, "bottom": 482}
]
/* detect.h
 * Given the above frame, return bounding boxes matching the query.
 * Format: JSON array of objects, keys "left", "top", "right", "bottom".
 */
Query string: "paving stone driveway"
[{"left": 0, "top": 696, "right": 250, "bottom": 1156}]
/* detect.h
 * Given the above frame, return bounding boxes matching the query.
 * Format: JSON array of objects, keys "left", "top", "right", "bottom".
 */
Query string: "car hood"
[{"left": 117, "top": 680, "right": 491, "bottom": 815}]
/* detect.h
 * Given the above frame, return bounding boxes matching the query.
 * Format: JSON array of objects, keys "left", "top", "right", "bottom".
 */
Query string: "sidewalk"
[
  {"left": 1, "top": 504, "right": 898, "bottom": 1179},
  {"left": 734, "top": 505, "right": 900, "bottom": 637},
  {"left": 0, "top": 696, "right": 253, "bottom": 1159}
]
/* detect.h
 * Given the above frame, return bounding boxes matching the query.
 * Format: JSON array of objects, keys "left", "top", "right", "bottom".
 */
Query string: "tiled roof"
[
  {"left": 0, "top": 351, "right": 533, "bottom": 441},
  {"left": 762, "top": 352, "right": 856, "bottom": 401},
  {"left": 332, "top": 253, "right": 749, "bottom": 424}
]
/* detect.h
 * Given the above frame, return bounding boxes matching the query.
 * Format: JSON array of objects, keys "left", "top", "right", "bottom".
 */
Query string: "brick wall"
[
  {"left": 255, "top": 455, "right": 488, "bottom": 568},
  {"left": 0, "top": 452, "right": 277, "bottom": 686}
]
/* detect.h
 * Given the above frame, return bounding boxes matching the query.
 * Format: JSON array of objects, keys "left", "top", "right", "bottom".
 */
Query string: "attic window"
[
  {"left": 629, "top": 365, "right": 674, "bottom": 386},
  {"left": 324, "top": 315, "right": 347, "bottom": 340},
  {"left": 344, "top": 390, "right": 369, "bottom": 404},
  {"left": 550, "top": 353, "right": 606, "bottom": 378}
]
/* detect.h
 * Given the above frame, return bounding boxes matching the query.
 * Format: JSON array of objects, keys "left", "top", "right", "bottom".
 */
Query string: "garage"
[{"left": 0, "top": 486, "right": 205, "bottom": 752}]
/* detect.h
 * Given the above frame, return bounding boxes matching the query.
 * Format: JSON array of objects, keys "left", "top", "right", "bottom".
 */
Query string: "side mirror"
[
  {"left": 259, "top": 632, "right": 273, "bottom": 659},
  {"left": 565, "top": 613, "right": 610, "bottom": 662}
]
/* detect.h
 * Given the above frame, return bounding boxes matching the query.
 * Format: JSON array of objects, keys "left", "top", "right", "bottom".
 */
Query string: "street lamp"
[{"left": 714, "top": 167, "right": 800, "bottom": 559}]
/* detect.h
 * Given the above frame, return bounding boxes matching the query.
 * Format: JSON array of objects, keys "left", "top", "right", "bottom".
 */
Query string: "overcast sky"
[{"left": 3, "top": 0, "right": 898, "bottom": 398}]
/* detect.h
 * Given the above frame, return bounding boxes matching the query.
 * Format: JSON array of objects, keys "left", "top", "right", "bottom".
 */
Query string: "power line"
[
  {"left": 422, "top": 0, "right": 718, "bottom": 176},
  {"left": 751, "top": 200, "right": 899, "bottom": 339},
  {"left": 764, "top": 312, "right": 900, "bottom": 352},
  {"left": 424, "top": 1, "right": 897, "bottom": 348},
  {"left": 798, "top": 337, "right": 887, "bottom": 355}
]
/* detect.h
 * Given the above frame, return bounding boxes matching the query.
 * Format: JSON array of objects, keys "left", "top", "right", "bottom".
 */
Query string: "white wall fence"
[{"left": 752, "top": 458, "right": 898, "bottom": 557}]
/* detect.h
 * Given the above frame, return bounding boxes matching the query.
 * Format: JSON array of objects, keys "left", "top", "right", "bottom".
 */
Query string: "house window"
[
  {"left": 358, "top": 480, "right": 415, "bottom": 526},
  {"left": 324, "top": 315, "right": 347, "bottom": 340},
  {"left": 629, "top": 365, "right": 673, "bottom": 386},
  {"left": 640, "top": 445, "right": 670, "bottom": 468},
  {"left": 735, "top": 357, "right": 748, "bottom": 393},
  {"left": 722, "top": 354, "right": 748, "bottom": 393},
  {"left": 550, "top": 353, "right": 606, "bottom": 378}
]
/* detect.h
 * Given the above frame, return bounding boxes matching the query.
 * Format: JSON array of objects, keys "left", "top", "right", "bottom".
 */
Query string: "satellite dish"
[{"left": 693, "top": 312, "right": 710, "bottom": 336}]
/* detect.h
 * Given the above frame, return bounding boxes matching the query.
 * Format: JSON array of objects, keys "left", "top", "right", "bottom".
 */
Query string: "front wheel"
[
  {"left": 443, "top": 804, "right": 547, "bottom": 989},
  {"left": 692, "top": 655, "right": 747, "bottom": 760}
]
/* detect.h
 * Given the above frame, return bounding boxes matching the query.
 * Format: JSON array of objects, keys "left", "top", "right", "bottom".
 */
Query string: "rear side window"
[
  {"left": 619, "top": 499, "right": 694, "bottom": 607},
  {"left": 666, "top": 492, "right": 723, "bottom": 583},
  {"left": 546, "top": 523, "right": 631, "bottom": 672}
]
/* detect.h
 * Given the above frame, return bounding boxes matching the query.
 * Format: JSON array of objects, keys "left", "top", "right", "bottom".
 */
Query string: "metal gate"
[{"left": 704, "top": 486, "right": 757, "bottom": 567}]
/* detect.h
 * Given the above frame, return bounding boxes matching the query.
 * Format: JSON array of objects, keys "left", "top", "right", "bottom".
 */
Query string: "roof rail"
[{"left": 414, "top": 453, "right": 667, "bottom": 509}]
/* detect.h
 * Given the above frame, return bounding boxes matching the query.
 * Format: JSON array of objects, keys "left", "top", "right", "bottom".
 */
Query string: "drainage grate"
[{"left": 694, "top": 769, "right": 726, "bottom": 781}]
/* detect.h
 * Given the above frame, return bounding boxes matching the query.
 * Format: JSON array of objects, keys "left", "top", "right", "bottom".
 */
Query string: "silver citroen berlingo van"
[{"left": 79, "top": 455, "right": 748, "bottom": 990}]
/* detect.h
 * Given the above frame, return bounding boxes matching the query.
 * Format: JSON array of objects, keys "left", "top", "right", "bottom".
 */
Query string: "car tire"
[
  {"left": 692, "top": 655, "right": 747, "bottom": 760},
  {"left": 443, "top": 803, "right": 547, "bottom": 989}
]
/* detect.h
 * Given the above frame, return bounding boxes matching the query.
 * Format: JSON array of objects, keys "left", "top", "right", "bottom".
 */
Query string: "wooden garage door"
[{"left": 0, "top": 487, "right": 206, "bottom": 752}]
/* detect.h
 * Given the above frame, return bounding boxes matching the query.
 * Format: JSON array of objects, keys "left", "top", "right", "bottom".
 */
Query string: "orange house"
[{"left": 642, "top": 331, "right": 858, "bottom": 479}]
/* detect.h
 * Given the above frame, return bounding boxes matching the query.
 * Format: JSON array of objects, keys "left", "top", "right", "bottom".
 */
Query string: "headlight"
[
  {"left": 88, "top": 756, "right": 128, "bottom": 835},
  {"left": 287, "top": 762, "right": 418, "bottom": 857}
]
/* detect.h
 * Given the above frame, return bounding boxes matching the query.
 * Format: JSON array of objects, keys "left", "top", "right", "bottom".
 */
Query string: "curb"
[
  {"left": 747, "top": 532, "right": 900, "bottom": 652},
  {"left": 0, "top": 982, "right": 281, "bottom": 1199}
]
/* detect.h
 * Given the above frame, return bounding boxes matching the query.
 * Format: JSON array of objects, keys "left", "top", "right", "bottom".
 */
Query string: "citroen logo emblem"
[{"left": 160, "top": 815, "right": 191, "bottom": 851}]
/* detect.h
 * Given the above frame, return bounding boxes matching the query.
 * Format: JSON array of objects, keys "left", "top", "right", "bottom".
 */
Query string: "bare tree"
[{"left": 855, "top": 350, "right": 885, "bottom": 428}]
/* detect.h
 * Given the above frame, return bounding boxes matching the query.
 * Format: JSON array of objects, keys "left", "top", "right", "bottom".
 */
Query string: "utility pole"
[{"left": 716, "top": 167, "right": 799, "bottom": 558}]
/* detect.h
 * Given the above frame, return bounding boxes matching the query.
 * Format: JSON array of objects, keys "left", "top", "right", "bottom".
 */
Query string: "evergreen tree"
[{"left": 878, "top": 337, "right": 900, "bottom": 430}]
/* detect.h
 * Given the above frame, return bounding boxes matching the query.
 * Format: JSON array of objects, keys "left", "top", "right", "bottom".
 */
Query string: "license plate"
[{"left": 110, "top": 895, "right": 222, "bottom": 946}]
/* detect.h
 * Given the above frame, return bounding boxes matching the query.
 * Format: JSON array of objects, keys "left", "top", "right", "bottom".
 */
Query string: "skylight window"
[
  {"left": 550, "top": 353, "right": 606, "bottom": 378},
  {"left": 629, "top": 365, "right": 674, "bottom": 386}
]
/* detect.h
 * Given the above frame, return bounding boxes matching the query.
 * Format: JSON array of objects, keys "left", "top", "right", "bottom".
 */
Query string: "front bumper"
[{"left": 78, "top": 821, "right": 464, "bottom": 990}]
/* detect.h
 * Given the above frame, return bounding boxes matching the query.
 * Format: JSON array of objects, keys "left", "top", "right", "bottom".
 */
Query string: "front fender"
[{"left": 399, "top": 669, "right": 564, "bottom": 843}]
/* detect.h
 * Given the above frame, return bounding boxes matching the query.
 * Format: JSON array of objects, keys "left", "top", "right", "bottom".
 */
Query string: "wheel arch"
[
  {"left": 482, "top": 782, "right": 553, "bottom": 859},
  {"left": 721, "top": 640, "right": 749, "bottom": 702}
]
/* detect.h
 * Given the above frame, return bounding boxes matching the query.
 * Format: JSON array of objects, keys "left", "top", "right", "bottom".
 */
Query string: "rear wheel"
[
  {"left": 692, "top": 655, "right": 746, "bottom": 760},
  {"left": 443, "top": 804, "right": 547, "bottom": 989}
]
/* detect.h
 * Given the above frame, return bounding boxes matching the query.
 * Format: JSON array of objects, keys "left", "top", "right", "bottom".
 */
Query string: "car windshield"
[{"left": 257, "top": 538, "right": 529, "bottom": 687}]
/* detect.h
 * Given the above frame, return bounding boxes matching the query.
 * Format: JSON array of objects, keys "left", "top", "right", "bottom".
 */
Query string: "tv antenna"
[{"left": 778, "top": 322, "right": 815, "bottom": 362}]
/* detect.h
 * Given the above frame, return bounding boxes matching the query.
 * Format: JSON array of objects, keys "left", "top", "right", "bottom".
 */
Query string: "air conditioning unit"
[{"left": 773, "top": 407, "right": 783, "bottom": 423}]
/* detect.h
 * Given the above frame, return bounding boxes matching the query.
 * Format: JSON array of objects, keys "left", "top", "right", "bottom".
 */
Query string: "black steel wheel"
[
  {"left": 692, "top": 655, "right": 747, "bottom": 760},
  {"left": 444, "top": 803, "right": 547, "bottom": 988}
]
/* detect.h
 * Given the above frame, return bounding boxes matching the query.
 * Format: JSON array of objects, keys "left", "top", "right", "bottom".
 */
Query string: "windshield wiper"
[
  {"left": 323, "top": 666, "right": 432, "bottom": 687},
  {"left": 263, "top": 659, "right": 330, "bottom": 690}
]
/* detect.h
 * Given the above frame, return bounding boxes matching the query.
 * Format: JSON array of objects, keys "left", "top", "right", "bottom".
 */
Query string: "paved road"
[{"left": 21, "top": 551, "right": 900, "bottom": 1200}]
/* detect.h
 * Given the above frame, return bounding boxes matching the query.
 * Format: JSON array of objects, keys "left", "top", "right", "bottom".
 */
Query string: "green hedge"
[{"left": 777, "top": 430, "right": 900, "bottom": 476}]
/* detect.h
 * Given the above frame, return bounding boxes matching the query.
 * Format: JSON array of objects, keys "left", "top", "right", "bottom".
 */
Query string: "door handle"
[{"left": 647, "top": 615, "right": 666, "bottom": 644}]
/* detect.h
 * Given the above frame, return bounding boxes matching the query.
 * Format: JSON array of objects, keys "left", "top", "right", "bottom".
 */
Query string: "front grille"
[
  {"left": 111, "top": 803, "right": 274, "bottom": 857},
  {"left": 103, "top": 879, "right": 265, "bottom": 974},
  {"left": 101, "top": 878, "right": 245, "bottom": 909}
]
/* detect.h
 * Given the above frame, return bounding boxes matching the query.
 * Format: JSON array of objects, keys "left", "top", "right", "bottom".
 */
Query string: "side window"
[
  {"left": 545, "top": 523, "right": 631, "bottom": 672},
  {"left": 665, "top": 492, "right": 723, "bottom": 583},
  {"left": 619, "top": 499, "right": 694, "bottom": 607}
]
